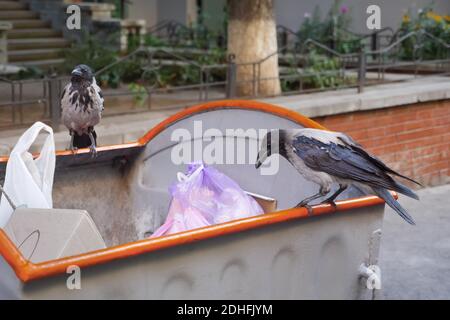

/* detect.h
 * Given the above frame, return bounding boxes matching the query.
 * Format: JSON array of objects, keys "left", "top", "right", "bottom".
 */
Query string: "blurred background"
[{"left": 1, "top": 0, "right": 449, "bottom": 122}]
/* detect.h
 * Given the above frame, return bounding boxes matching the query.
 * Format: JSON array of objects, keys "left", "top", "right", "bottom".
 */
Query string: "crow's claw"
[
  {"left": 68, "top": 146, "right": 78, "bottom": 155},
  {"left": 295, "top": 203, "right": 313, "bottom": 215},
  {"left": 89, "top": 145, "right": 98, "bottom": 158},
  {"left": 320, "top": 199, "right": 337, "bottom": 209}
]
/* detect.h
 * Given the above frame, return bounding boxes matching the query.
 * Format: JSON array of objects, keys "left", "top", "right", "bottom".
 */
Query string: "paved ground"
[{"left": 380, "top": 184, "right": 450, "bottom": 299}]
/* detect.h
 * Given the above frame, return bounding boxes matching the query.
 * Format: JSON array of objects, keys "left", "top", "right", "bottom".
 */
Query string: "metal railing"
[
  {"left": 0, "top": 75, "right": 68, "bottom": 129},
  {"left": 0, "top": 29, "right": 448, "bottom": 131},
  {"left": 147, "top": 19, "right": 226, "bottom": 50}
]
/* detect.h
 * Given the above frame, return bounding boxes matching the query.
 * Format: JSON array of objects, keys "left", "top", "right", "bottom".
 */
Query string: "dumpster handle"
[
  {"left": 359, "top": 263, "right": 382, "bottom": 299},
  {"left": 0, "top": 184, "right": 17, "bottom": 210}
]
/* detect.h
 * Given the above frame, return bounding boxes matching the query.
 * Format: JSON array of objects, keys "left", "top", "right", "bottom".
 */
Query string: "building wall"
[
  {"left": 157, "top": 0, "right": 187, "bottom": 25},
  {"left": 313, "top": 100, "right": 450, "bottom": 188},
  {"left": 128, "top": 1, "right": 450, "bottom": 34},
  {"left": 126, "top": 0, "right": 190, "bottom": 29},
  {"left": 275, "top": 0, "right": 450, "bottom": 33},
  {"left": 127, "top": 0, "right": 158, "bottom": 27},
  {"left": 202, "top": 0, "right": 226, "bottom": 32}
]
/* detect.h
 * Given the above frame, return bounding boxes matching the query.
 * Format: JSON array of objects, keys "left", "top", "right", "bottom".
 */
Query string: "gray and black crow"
[
  {"left": 255, "top": 128, "right": 421, "bottom": 224},
  {"left": 61, "top": 64, "right": 104, "bottom": 156}
]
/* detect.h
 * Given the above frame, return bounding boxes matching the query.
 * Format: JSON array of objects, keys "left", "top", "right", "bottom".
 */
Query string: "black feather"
[
  {"left": 292, "top": 136, "right": 419, "bottom": 199},
  {"left": 373, "top": 187, "right": 416, "bottom": 225},
  {"left": 392, "top": 181, "right": 419, "bottom": 200},
  {"left": 347, "top": 142, "right": 422, "bottom": 187},
  {"left": 73, "top": 130, "right": 97, "bottom": 149}
]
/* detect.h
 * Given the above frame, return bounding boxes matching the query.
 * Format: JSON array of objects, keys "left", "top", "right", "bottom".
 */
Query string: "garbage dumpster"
[{"left": 0, "top": 100, "right": 385, "bottom": 299}]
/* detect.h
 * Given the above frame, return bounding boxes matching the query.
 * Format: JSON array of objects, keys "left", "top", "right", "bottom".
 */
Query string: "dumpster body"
[{"left": 0, "top": 100, "right": 384, "bottom": 299}]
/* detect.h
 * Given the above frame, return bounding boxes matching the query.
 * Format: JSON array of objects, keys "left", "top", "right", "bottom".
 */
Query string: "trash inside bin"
[
  {"left": 151, "top": 162, "right": 264, "bottom": 238},
  {"left": 0, "top": 100, "right": 385, "bottom": 299},
  {"left": 4, "top": 208, "right": 106, "bottom": 263}
]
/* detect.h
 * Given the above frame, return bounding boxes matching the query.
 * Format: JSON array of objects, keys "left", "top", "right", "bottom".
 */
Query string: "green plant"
[
  {"left": 297, "top": 6, "right": 324, "bottom": 43},
  {"left": 97, "top": 70, "right": 121, "bottom": 89},
  {"left": 140, "top": 46, "right": 226, "bottom": 89},
  {"left": 305, "top": 52, "right": 343, "bottom": 89},
  {"left": 189, "top": 10, "right": 227, "bottom": 50},
  {"left": 281, "top": 51, "right": 355, "bottom": 92},
  {"left": 63, "top": 33, "right": 165, "bottom": 87},
  {"left": 119, "top": 59, "right": 144, "bottom": 83},
  {"left": 144, "top": 34, "right": 169, "bottom": 47},
  {"left": 4, "top": 66, "right": 44, "bottom": 80},
  {"left": 105, "top": 0, "right": 126, "bottom": 18},
  {"left": 304, "top": 54, "right": 342, "bottom": 88},
  {"left": 62, "top": 32, "right": 121, "bottom": 87},
  {"left": 280, "top": 67, "right": 300, "bottom": 92},
  {"left": 399, "top": 5, "right": 450, "bottom": 60},
  {"left": 128, "top": 82, "right": 148, "bottom": 107},
  {"left": 297, "top": 1, "right": 359, "bottom": 54},
  {"left": 62, "top": 33, "right": 117, "bottom": 72},
  {"left": 60, "top": 27, "right": 227, "bottom": 89}
]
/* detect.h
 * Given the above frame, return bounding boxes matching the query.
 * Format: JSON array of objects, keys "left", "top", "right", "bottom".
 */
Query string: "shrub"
[
  {"left": 297, "top": 0, "right": 359, "bottom": 54},
  {"left": 281, "top": 51, "right": 354, "bottom": 92},
  {"left": 399, "top": 6, "right": 450, "bottom": 60}
]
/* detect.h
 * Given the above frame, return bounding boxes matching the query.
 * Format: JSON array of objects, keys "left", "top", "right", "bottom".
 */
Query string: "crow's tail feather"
[
  {"left": 73, "top": 130, "right": 97, "bottom": 149},
  {"left": 391, "top": 180, "right": 419, "bottom": 200},
  {"left": 349, "top": 144, "right": 423, "bottom": 187},
  {"left": 373, "top": 187, "right": 416, "bottom": 225}
]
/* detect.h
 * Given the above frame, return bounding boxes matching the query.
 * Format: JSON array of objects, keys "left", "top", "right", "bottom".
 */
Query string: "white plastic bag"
[{"left": 0, "top": 122, "right": 55, "bottom": 227}]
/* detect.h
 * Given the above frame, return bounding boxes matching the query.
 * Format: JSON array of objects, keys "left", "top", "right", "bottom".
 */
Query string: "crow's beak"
[
  {"left": 255, "top": 159, "right": 261, "bottom": 169},
  {"left": 255, "top": 151, "right": 266, "bottom": 169},
  {"left": 71, "top": 68, "right": 82, "bottom": 77}
]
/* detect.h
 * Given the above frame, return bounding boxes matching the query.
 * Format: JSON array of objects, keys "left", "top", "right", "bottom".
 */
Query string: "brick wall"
[{"left": 313, "top": 100, "right": 450, "bottom": 188}]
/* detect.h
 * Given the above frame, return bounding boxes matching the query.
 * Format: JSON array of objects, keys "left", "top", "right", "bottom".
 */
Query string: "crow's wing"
[
  {"left": 60, "top": 83, "right": 71, "bottom": 111},
  {"left": 92, "top": 78, "right": 104, "bottom": 112},
  {"left": 292, "top": 135, "right": 418, "bottom": 199},
  {"left": 337, "top": 134, "right": 421, "bottom": 186}
]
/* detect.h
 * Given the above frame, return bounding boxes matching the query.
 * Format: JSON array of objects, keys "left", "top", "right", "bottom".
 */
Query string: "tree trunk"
[{"left": 227, "top": 0, "right": 281, "bottom": 97}]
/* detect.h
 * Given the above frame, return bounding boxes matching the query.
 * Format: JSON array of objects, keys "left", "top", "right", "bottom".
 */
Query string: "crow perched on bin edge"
[
  {"left": 255, "top": 128, "right": 421, "bottom": 225},
  {"left": 61, "top": 64, "right": 104, "bottom": 157}
]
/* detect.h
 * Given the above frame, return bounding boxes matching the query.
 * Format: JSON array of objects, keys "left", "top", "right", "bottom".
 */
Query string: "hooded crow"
[
  {"left": 61, "top": 64, "right": 104, "bottom": 156},
  {"left": 255, "top": 128, "right": 421, "bottom": 225}
]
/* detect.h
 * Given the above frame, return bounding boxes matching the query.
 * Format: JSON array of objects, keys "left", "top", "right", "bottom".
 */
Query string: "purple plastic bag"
[{"left": 151, "top": 163, "right": 264, "bottom": 238}]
